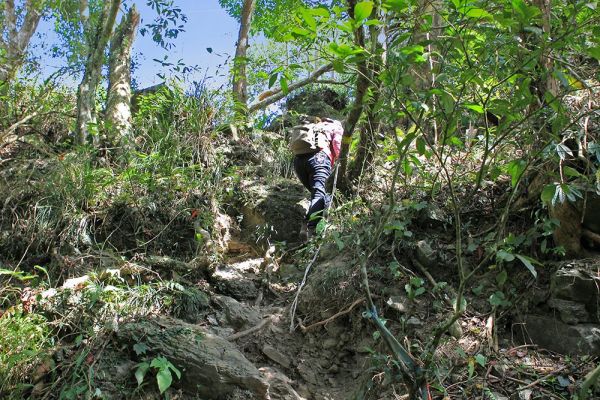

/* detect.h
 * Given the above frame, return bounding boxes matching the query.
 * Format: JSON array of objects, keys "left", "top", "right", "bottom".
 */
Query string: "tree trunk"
[
  {"left": 533, "top": 0, "right": 558, "bottom": 97},
  {"left": 349, "top": 4, "right": 384, "bottom": 183},
  {"left": 75, "top": 0, "right": 120, "bottom": 145},
  {"left": 338, "top": 0, "right": 370, "bottom": 190},
  {"left": 232, "top": 0, "right": 256, "bottom": 117},
  {"left": 0, "top": 0, "right": 44, "bottom": 90},
  {"left": 105, "top": 5, "right": 140, "bottom": 145}
]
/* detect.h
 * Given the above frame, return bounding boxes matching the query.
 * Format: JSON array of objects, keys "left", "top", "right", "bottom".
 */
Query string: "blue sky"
[
  {"left": 32, "top": 0, "right": 242, "bottom": 88},
  {"left": 132, "top": 0, "right": 240, "bottom": 88}
]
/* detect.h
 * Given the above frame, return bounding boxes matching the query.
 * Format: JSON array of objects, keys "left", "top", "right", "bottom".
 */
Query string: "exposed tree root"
[{"left": 299, "top": 297, "right": 365, "bottom": 332}]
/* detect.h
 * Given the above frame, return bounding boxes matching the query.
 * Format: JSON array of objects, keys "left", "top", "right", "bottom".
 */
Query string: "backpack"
[{"left": 289, "top": 123, "right": 328, "bottom": 155}]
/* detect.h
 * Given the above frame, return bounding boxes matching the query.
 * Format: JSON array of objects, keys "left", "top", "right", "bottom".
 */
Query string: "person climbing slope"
[{"left": 289, "top": 116, "right": 343, "bottom": 240}]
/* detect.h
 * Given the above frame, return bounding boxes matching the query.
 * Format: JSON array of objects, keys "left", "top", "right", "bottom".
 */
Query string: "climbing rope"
[{"left": 289, "top": 161, "right": 340, "bottom": 333}]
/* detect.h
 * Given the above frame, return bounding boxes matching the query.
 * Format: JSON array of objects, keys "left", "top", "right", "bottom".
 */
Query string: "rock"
[
  {"left": 520, "top": 315, "right": 600, "bottom": 356},
  {"left": 416, "top": 240, "right": 436, "bottom": 267},
  {"left": 278, "top": 263, "right": 303, "bottom": 281},
  {"left": 322, "top": 338, "right": 338, "bottom": 350},
  {"left": 548, "top": 298, "right": 590, "bottom": 324},
  {"left": 236, "top": 178, "right": 308, "bottom": 245},
  {"left": 143, "top": 255, "right": 193, "bottom": 272},
  {"left": 448, "top": 320, "right": 463, "bottom": 339},
  {"left": 386, "top": 296, "right": 408, "bottom": 314},
  {"left": 297, "top": 361, "right": 320, "bottom": 385},
  {"left": 296, "top": 384, "right": 312, "bottom": 399},
  {"left": 214, "top": 295, "right": 261, "bottom": 330},
  {"left": 62, "top": 275, "right": 90, "bottom": 290},
  {"left": 211, "top": 259, "right": 261, "bottom": 300},
  {"left": 406, "top": 316, "right": 423, "bottom": 327},
  {"left": 420, "top": 203, "right": 449, "bottom": 227},
  {"left": 552, "top": 267, "right": 600, "bottom": 305},
  {"left": 117, "top": 317, "right": 268, "bottom": 399},
  {"left": 262, "top": 345, "right": 291, "bottom": 369},
  {"left": 259, "top": 367, "right": 306, "bottom": 400}
]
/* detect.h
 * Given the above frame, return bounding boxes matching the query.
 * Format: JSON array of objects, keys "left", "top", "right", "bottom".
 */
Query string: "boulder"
[
  {"left": 117, "top": 317, "right": 268, "bottom": 399},
  {"left": 547, "top": 298, "right": 590, "bottom": 324},
  {"left": 551, "top": 266, "right": 600, "bottom": 322},
  {"left": 262, "top": 345, "right": 291, "bottom": 369},
  {"left": 520, "top": 315, "right": 600, "bottom": 356},
  {"left": 236, "top": 179, "right": 308, "bottom": 245},
  {"left": 211, "top": 258, "right": 262, "bottom": 300},
  {"left": 416, "top": 240, "right": 436, "bottom": 268},
  {"left": 213, "top": 295, "right": 261, "bottom": 330}
]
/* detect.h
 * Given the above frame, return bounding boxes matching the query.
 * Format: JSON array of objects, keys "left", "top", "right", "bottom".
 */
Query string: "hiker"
[{"left": 290, "top": 117, "right": 343, "bottom": 240}]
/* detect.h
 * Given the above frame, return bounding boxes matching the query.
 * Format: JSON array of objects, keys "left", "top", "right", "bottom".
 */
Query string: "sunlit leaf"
[
  {"left": 354, "top": 1, "right": 374, "bottom": 20},
  {"left": 506, "top": 159, "right": 526, "bottom": 187},
  {"left": 465, "top": 104, "right": 484, "bottom": 113}
]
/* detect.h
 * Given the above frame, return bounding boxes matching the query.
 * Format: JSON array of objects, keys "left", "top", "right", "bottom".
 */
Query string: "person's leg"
[
  {"left": 306, "top": 151, "right": 332, "bottom": 229},
  {"left": 293, "top": 154, "right": 312, "bottom": 192}
]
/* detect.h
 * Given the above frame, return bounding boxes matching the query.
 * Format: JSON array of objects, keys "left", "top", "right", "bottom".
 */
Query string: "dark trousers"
[{"left": 294, "top": 151, "right": 332, "bottom": 228}]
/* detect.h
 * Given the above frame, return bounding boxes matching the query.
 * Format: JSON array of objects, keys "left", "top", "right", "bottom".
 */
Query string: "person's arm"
[{"left": 329, "top": 121, "right": 343, "bottom": 163}]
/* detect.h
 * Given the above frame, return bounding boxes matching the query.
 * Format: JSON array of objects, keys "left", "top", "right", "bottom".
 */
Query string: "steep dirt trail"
[{"left": 206, "top": 239, "right": 372, "bottom": 400}]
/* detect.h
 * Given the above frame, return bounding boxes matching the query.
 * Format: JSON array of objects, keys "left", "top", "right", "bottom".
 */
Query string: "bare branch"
[
  {"left": 16, "top": 0, "right": 43, "bottom": 52},
  {"left": 248, "top": 63, "right": 333, "bottom": 113}
]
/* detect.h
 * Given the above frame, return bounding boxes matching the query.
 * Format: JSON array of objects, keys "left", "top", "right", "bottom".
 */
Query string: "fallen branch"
[
  {"left": 518, "top": 365, "right": 567, "bottom": 391},
  {"left": 248, "top": 63, "right": 333, "bottom": 113},
  {"left": 0, "top": 111, "right": 39, "bottom": 144},
  {"left": 300, "top": 297, "right": 365, "bottom": 332},
  {"left": 227, "top": 315, "right": 274, "bottom": 341}
]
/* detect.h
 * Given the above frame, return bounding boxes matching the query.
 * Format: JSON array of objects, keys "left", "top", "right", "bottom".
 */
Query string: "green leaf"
[
  {"left": 156, "top": 368, "right": 173, "bottom": 394},
  {"left": 489, "top": 291, "right": 507, "bottom": 307},
  {"left": 135, "top": 362, "right": 150, "bottom": 386},
  {"left": 512, "top": 0, "right": 528, "bottom": 18},
  {"left": 496, "top": 249, "right": 514, "bottom": 262},
  {"left": 496, "top": 270, "right": 508, "bottom": 287},
  {"left": 168, "top": 362, "right": 182, "bottom": 379},
  {"left": 400, "top": 44, "right": 424, "bottom": 55},
  {"left": 541, "top": 184, "right": 556, "bottom": 204},
  {"left": 515, "top": 254, "right": 538, "bottom": 278},
  {"left": 300, "top": 8, "right": 317, "bottom": 30},
  {"left": 416, "top": 136, "right": 426, "bottom": 155},
  {"left": 133, "top": 342, "right": 148, "bottom": 356},
  {"left": 354, "top": 1, "right": 374, "bottom": 20},
  {"left": 465, "top": 104, "right": 484, "bottom": 114},
  {"left": 310, "top": 7, "right": 330, "bottom": 18},
  {"left": 464, "top": 7, "right": 492, "bottom": 19},
  {"left": 506, "top": 159, "right": 526, "bottom": 187},
  {"left": 468, "top": 358, "right": 475, "bottom": 378},
  {"left": 383, "top": 0, "right": 407, "bottom": 12},
  {"left": 268, "top": 73, "right": 278, "bottom": 88},
  {"left": 280, "top": 77, "right": 289, "bottom": 94},
  {"left": 563, "top": 166, "right": 581, "bottom": 178},
  {"left": 587, "top": 46, "right": 600, "bottom": 61},
  {"left": 475, "top": 354, "right": 486, "bottom": 367},
  {"left": 556, "top": 143, "right": 573, "bottom": 160}
]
